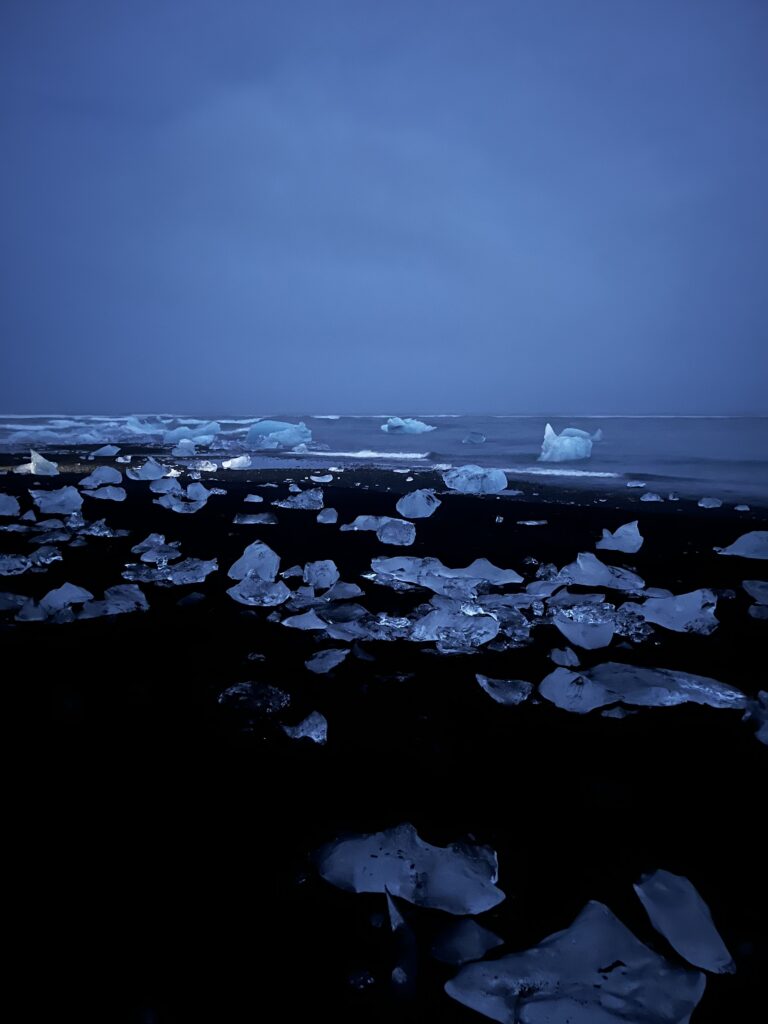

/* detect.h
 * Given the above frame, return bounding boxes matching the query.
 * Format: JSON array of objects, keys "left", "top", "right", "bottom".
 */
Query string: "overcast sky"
[{"left": 1, "top": 0, "right": 767, "bottom": 415}]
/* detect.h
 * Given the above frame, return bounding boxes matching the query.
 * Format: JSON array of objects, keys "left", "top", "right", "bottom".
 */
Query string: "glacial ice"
[
  {"left": 171, "top": 439, "right": 198, "bottom": 456},
  {"left": 743, "top": 691, "right": 768, "bottom": 744},
  {"left": 163, "top": 420, "right": 220, "bottom": 443},
  {"left": 380, "top": 417, "right": 435, "bottom": 434},
  {"left": 316, "top": 507, "right": 338, "bottom": 524},
  {"left": 596, "top": 520, "right": 643, "bottom": 554},
  {"left": 0, "top": 494, "right": 20, "bottom": 516},
  {"left": 734, "top": 504, "right": 750, "bottom": 512},
  {"left": 86, "top": 486, "right": 127, "bottom": 502},
  {"left": 39, "top": 582, "right": 94, "bottom": 614},
  {"left": 315, "top": 823, "right": 505, "bottom": 915},
  {"left": 245, "top": 419, "right": 312, "bottom": 449},
  {"left": 282, "top": 711, "right": 328, "bottom": 744},
  {"left": 627, "top": 480, "right": 646, "bottom": 488},
  {"left": 634, "top": 869, "right": 735, "bottom": 974},
  {"left": 715, "top": 531, "right": 768, "bottom": 560},
  {"left": 538, "top": 423, "right": 592, "bottom": 462},
  {"left": 15, "top": 450, "right": 60, "bottom": 476},
  {"left": 442, "top": 465, "right": 508, "bottom": 494},
  {"left": 551, "top": 646, "right": 580, "bottom": 667},
  {"left": 244, "top": 493, "right": 264, "bottom": 503},
  {"left": 410, "top": 600, "right": 499, "bottom": 651},
  {"left": 305, "top": 648, "right": 349, "bottom": 673},
  {"left": 554, "top": 607, "right": 615, "bottom": 649},
  {"left": 303, "top": 560, "right": 340, "bottom": 589},
  {"left": 131, "top": 534, "right": 181, "bottom": 563},
  {"left": 273, "top": 488, "right": 324, "bottom": 510},
  {"left": 340, "top": 516, "right": 416, "bottom": 546},
  {"left": 698, "top": 497, "right": 722, "bottom": 509},
  {"left": 90, "top": 444, "right": 120, "bottom": 457},
  {"left": 30, "top": 486, "right": 83, "bottom": 515},
  {"left": 462, "top": 432, "right": 486, "bottom": 444},
  {"left": 149, "top": 477, "right": 182, "bottom": 494},
  {"left": 126, "top": 457, "right": 169, "bottom": 481},
  {"left": 431, "top": 920, "right": 503, "bottom": 966},
  {"left": 623, "top": 589, "right": 718, "bottom": 635},
  {"left": 227, "top": 578, "right": 291, "bottom": 607},
  {"left": 558, "top": 552, "right": 644, "bottom": 592},
  {"left": 743, "top": 580, "right": 768, "bottom": 604},
  {"left": 445, "top": 900, "right": 705, "bottom": 1024},
  {"left": 228, "top": 540, "right": 280, "bottom": 581},
  {"left": 641, "top": 491, "right": 664, "bottom": 502},
  {"left": 0, "top": 554, "right": 32, "bottom": 576},
  {"left": 123, "top": 558, "right": 218, "bottom": 586},
  {"left": 369, "top": 556, "right": 522, "bottom": 598},
  {"left": 395, "top": 489, "right": 441, "bottom": 519},
  {"left": 222, "top": 455, "right": 252, "bottom": 470},
  {"left": 475, "top": 674, "right": 533, "bottom": 705},
  {"left": 79, "top": 584, "right": 149, "bottom": 618},
  {"left": 218, "top": 681, "right": 290, "bottom": 716},
  {"left": 233, "top": 513, "right": 278, "bottom": 525},
  {"left": 80, "top": 465, "right": 122, "bottom": 488},
  {"left": 539, "top": 663, "right": 747, "bottom": 713}
]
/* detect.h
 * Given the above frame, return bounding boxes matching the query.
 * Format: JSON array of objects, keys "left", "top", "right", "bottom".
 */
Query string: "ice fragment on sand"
[
  {"left": 445, "top": 900, "right": 705, "bottom": 1024},
  {"left": 126, "top": 457, "right": 168, "bottom": 481},
  {"left": 0, "top": 554, "right": 33, "bottom": 576},
  {"left": 634, "top": 869, "right": 735, "bottom": 974},
  {"left": 79, "top": 584, "right": 149, "bottom": 618},
  {"left": 149, "top": 477, "right": 182, "bottom": 494},
  {"left": 626, "top": 479, "right": 646, "bottom": 488},
  {"left": 442, "top": 465, "right": 507, "bottom": 494},
  {"left": 15, "top": 450, "right": 59, "bottom": 476},
  {"left": 315, "top": 823, "right": 504, "bottom": 915},
  {"left": 371, "top": 555, "right": 522, "bottom": 598},
  {"left": 123, "top": 558, "right": 217, "bottom": 586},
  {"left": 87, "top": 486, "right": 126, "bottom": 502},
  {"left": 310, "top": 473, "right": 334, "bottom": 483},
  {"left": 551, "top": 646, "right": 580, "bottom": 666},
  {"left": 282, "top": 609, "right": 327, "bottom": 630},
  {"left": 0, "top": 494, "right": 20, "bottom": 516},
  {"left": 273, "top": 487, "right": 324, "bottom": 510},
  {"left": 305, "top": 648, "right": 349, "bottom": 673},
  {"left": 171, "top": 439, "right": 198, "bottom": 456},
  {"left": 244, "top": 493, "right": 263, "bottom": 503},
  {"left": 517, "top": 519, "right": 547, "bottom": 526},
  {"left": 715, "top": 531, "right": 768, "bottom": 560},
  {"left": 431, "top": 920, "right": 502, "bottom": 965},
  {"left": 227, "top": 578, "right": 290, "bottom": 607},
  {"left": 395, "top": 489, "right": 441, "bottom": 519},
  {"left": 380, "top": 417, "right": 435, "bottom": 434},
  {"left": 163, "top": 420, "right": 220, "bottom": 443},
  {"left": 282, "top": 711, "right": 327, "bottom": 744},
  {"left": 340, "top": 515, "right": 416, "bottom": 546},
  {"left": 30, "top": 486, "right": 83, "bottom": 515},
  {"left": 317, "top": 507, "right": 338, "bottom": 524},
  {"left": 90, "top": 444, "right": 119, "bottom": 457},
  {"left": 734, "top": 504, "right": 750, "bottom": 512},
  {"left": 623, "top": 589, "right": 718, "bottom": 635},
  {"left": 39, "top": 582, "right": 94, "bottom": 615},
  {"left": 538, "top": 423, "right": 592, "bottom": 462},
  {"left": 596, "top": 520, "right": 643, "bottom": 554},
  {"left": 554, "top": 607, "right": 614, "bottom": 649},
  {"left": 539, "top": 662, "right": 746, "bottom": 713},
  {"left": 558, "top": 552, "right": 644, "bottom": 592},
  {"left": 475, "top": 674, "right": 532, "bottom": 705},
  {"left": 222, "top": 455, "right": 252, "bottom": 470},
  {"left": 228, "top": 540, "right": 280, "bottom": 582},
  {"left": 233, "top": 513, "right": 277, "bottom": 525},
  {"left": 303, "top": 560, "right": 340, "bottom": 589},
  {"left": 80, "top": 465, "right": 122, "bottom": 489},
  {"left": 698, "top": 496, "right": 722, "bottom": 509},
  {"left": 641, "top": 491, "right": 663, "bottom": 502}
]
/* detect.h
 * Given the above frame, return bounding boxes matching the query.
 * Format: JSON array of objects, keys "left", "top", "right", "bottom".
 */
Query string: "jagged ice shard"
[
  {"left": 634, "top": 869, "right": 735, "bottom": 974},
  {"left": 538, "top": 423, "right": 593, "bottom": 462},
  {"left": 315, "top": 823, "right": 504, "bottom": 915},
  {"left": 445, "top": 900, "right": 705, "bottom": 1024}
]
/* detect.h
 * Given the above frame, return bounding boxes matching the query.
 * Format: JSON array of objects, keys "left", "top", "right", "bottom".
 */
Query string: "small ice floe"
[
  {"left": 715, "top": 531, "right": 768, "bottom": 560},
  {"left": 442, "top": 465, "right": 507, "bottom": 494},
  {"left": 462, "top": 431, "right": 486, "bottom": 445},
  {"left": 89, "top": 444, "right": 120, "bottom": 458},
  {"left": 310, "top": 473, "right": 333, "bottom": 483},
  {"left": 227, "top": 578, "right": 291, "bottom": 607},
  {"left": 551, "top": 646, "right": 580, "bottom": 667},
  {"left": 126, "top": 457, "right": 169, "bottom": 481},
  {"left": 626, "top": 479, "right": 646, "bottom": 488},
  {"left": 282, "top": 609, "right": 327, "bottom": 630},
  {"left": 431, "top": 920, "right": 502, "bottom": 966},
  {"left": 622, "top": 589, "right": 718, "bottom": 635},
  {"left": 0, "top": 494, "right": 20, "bottom": 516},
  {"left": 395, "top": 488, "right": 441, "bottom": 519},
  {"left": 380, "top": 417, "right": 435, "bottom": 434},
  {"left": 315, "top": 822, "right": 504, "bottom": 915},
  {"left": 596, "top": 520, "right": 643, "bottom": 554},
  {"left": 233, "top": 513, "right": 278, "bottom": 525},
  {"left": 305, "top": 648, "right": 349, "bottom": 674},
  {"left": 539, "top": 662, "right": 747, "bottom": 713},
  {"left": 79, "top": 584, "right": 149, "bottom": 619},
  {"left": 445, "top": 900, "right": 705, "bottom": 1023},
  {"left": 634, "top": 869, "right": 735, "bottom": 974},
  {"left": 538, "top": 424, "right": 594, "bottom": 462},
  {"left": 131, "top": 533, "right": 181, "bottom": 563},
  {"left": 154, "top": 481, "right": 215, "bottom": 513},
  {"left": 340, "top": 515, "right": 416, "bottom": 546},
  {"left": 244, "top": 493, "right": 263, "bottom": 503},
  {"left": 558, "top": 552, "right": 644, "bottom": 592},
  {"left": 80, "top": 466, "right": 122, "bottom": 489},
  {"left": 475, "top": 674, "right": 533, "bottom": 705},
  {"left": 640, "top": 491, "right": 663, "bottom": 502},
  {"left": 14, "top": 450, "right": 59, "bottom": 476},
  {"left": 554, "top": 606, "right": 614, "bottom": 649},
  {"left": 0, "top": 554, "right": 33, "bottom": 576},
  {"left": 743, "top": 691, "right": 767, "bottom": 744},
  {"left": 698, "top": 496, "right": 722, "bottom": 509},
  {"left": 228, "top": 540, "right": 280, "bottom": 581},
  {"left": 316, "top": 507, "right": 338, "bottom": 524},
  {"left": 273, "top": 487, "right": 324, "bottom": 510},
  {"left": 368, "top": 556, "right": 522, "bottom": 598},
  {"left": 150, "top": 478, "right": 182, "bottom": 494},
  {"left": 123, "top": 558, "right": 218, "bottom": 586},
  {"left": 29, "top": 486, "right": 83, "bottom": 515},
  {"left": 35, "top": 582, "right": 94, "bottom": 619},
  {"left": 282, "top": 711, "right": 328, "bottom": 744},
  {"left": 86, "top": 486, "right": 126, "bottom": 502},
  {"left": 245, "top": 419, "right": 312, "bottom": 449},
  {"left": 734, "top": 504, "right": 750, "bottom": 512},
  {"left": 304, "top": 560, "right": 340, "bottom": 589}
]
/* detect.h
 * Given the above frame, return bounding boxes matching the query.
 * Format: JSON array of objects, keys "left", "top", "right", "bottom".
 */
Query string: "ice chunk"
[
  {"left": 244, "top": 493, "right": 264, "bottom": 503},
  {"left": 228, "top": 540, "right": 280, "bottom": 582},
  {"left": 431, "top": 920, "right": 503, "bottom": 966},
  {"left": 538, "top": 423, "right": 592, "bottom": 462},
  {"left": 90, "top": 444, "right": 120, "bottom": 457},
  {"left": 749, "top": 604, "right": 768, "bottom": 620},
  {"left": 516, "top": 519, "right": 547, "bottom": 526},
  {"left": 305, "top": 648, "right": 349, "bottom": 673},
  {"left": 734, "top": 504, "right": 750, "bottom": 512},
  {"left": 15, "top": 450, "right": 60, "bottom": 476},
  {"left": 596, "top": 520, "right": 643, "bottom": 554},
  {"left": 442, "top": 465, "right": 507, "bottom": 494},
  {"left": 370, "top": 555, "right": 522, "bottom": 598},
  {"left": 475, "top": 674, "right": 532, "bottom": 705},
  {"left": 132, "top": 534, "right": 181, "bottom": 564},
  {"left": 79, "top": 584, "right": 149, "bottom": 618},
  {"left": 316, "top": 507, "right": 338, "bottom": 524},
  {"left": 623, "top": 589, "right": 718, "bottom": 635},
  {"left": 698, "top": 496, "right": 722, "bottom": 509},
  {"left": 640, "top": 491, "right": 664, "bottom": 502},
  {"left": 743, "top": 691, "right": 768, "bottom": 744},
  {"left": 310, "top": 473, "right": 334, "bottom": 483},
  {"left": 163, "top": 421, "right": 220, "bottom": 443},
  {"left": 273, "top": 487, "right": 324, "bottom": 510},
  {"left": 558, "top": 552, "right": 644, "bottom": 592},
  {"left": 322, "top": 580, "right": 363, "bottom": 601},
  {"left": 626, "top": 479, "right": 646, "bottom": 488},
  {"left": 126, "top": 457, "right": 168, "bottom": 481},
  {"left": 39, "top": 582, "right": 94, "bottom": 615},
  {"left": 0, "top": 554, "right": 32, "bottom": 576},
  {"left": 245, "top": 419, "right": 312, "bottom": 449},
  {"left": 282, "top": 609, "right": 328, "bottom": 630},
  {"left": 743, "top": 580, "right": 768, "bottom": 604},
  {"left": 554, "top": 607, "right": 615, "bottom": 649},
  {"left": 222, "top": 454, "right": 252, "bottom": 470},
  {"left": 340, "top": 515, "right": 416, "bottom": 546},
  {"left": 445, "top": 900, "right": 705, "bottom": 1024},
  {"left": 303, "top": 560, "right": 340, "bottom": 589},
  {"left": 149, "top": 477, "right": 182, "bottom": 494},
  {"left": 634, "top": 869, "right": 734, "bottom": 974},
  {"left": 380, "top": 417, "right": 435, "bottom": 434},
  {"left": 80, "top": 465, "right": 122, "bottom": 489},
  {"left": 462, "top": 432, "right": 486, "bottom": 444},
  {"left": 282, "top": 711, "right": 328, "bottom": 744},
  {"left": 0, "top": 592, "right": 27, "bottom": 611},
  {"left": 551, "top": 646, "right": 580, "bottom": 667},
  {"left": 87, "top": 486, "right": 126, "bottom": 502},
  {"left": 395, "top": 489, "right": 441, "bottom": 519},
  {"left": 0, "top": 494, "right": 20, "bottom": 516},
  {"left": 227, "top": 578, "right": 291, "bottom": 606},
  {"left": 171, "top": 439, "right": 198, "bottom": 456},
  {"left": 539, "top": 662, "right": 747, "bottom": 713},
  {"left": 715, "top": 531, "right": 768, "bottom": 560},
  {"left": 315, "top": 823, "right": 504, "bottom": 915},
  {"left": 30, "top": 486, "right": 83, "bottom": 515},
  {"left": 411, "top": 601, "right": 499, "bottom": 650},
  {"left": 233, "top": 513, "right": 278, "bottom": 525}
]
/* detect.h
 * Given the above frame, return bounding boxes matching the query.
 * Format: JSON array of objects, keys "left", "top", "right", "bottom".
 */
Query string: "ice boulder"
[
  {"left": 395, "top": 489, "right": 441, "bottom": 519},
  {"left": 442, "top": 465, "right": 507, "bottom": 494},
  {"left": 538, "top": 424, "right": 592, "bottom": 462},
  {"left": 228, "top": 540, "right": 280, "bottom": 582},
  {"left": 380, "top": 417, "right": 435, "bottom": 434},
  {"left": 245, "top": 419, "right": 312, "bottom": 449}
]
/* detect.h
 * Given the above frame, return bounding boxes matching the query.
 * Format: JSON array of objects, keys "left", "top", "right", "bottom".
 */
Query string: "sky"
[{"left": 1, "top": 0, "right": 767, "bottom": 415}]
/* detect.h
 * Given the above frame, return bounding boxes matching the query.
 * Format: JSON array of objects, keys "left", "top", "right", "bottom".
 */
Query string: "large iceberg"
[
  {"left": 380, "top": 416, "right": 435, "bottom": 434},
  {"left": 245, "top": 419, "right": 312, "bottom": 449},
  {"left": 538, "top": 423, "right": 594, "bottom": 462},
  {"left": 442, "top": 465, "right": 508, "bottom": 494}
]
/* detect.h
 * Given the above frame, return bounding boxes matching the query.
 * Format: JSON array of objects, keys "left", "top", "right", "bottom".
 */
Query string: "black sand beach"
[{"left": 2, "top": 453, "right": 766, "bottom": 1022}]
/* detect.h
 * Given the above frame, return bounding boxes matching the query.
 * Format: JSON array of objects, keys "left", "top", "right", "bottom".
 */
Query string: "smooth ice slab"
[
  {"left": 86, "top": 486, "right": 127, "bottom": 502},
  {"left": 29, "top": 486, "right": 83, "bottom": 515},
  {"left": 715, "top": 531, "right": 768, "bottom": 560},
  {"left": 558, "top": 552, "right": 644, "bottom": 592},
  {"left": 282, "top": 711, "right": 328, "bottom": 744},
  {"left": 442, "top": 465, "right": 507, "bottom": 494},
  {"left": 539, "top": 662, "right": 747, "bottom": 713},
  {"left": 228, "top": 540, "right": 280, "bottom": 581},
  {"left": 475, "top": 674, "right": 532, "bottom": 705},
  {"left": 596, "top": 520, "right": 643, "bottom": 554},
  {"left": 445, "top": 900, "right": 705, "bottom": 1024},
  {"left": 273, "top": 487, "right": 324, "bottom": 510},
  {"left": 381, "top": 416, "right": 435, "bottom": 434},
  {"left": 315, "top": 823, "right": 504, "bottom": 915},
  {"left": 634, "top": 869, "right": 735, "bottom": 974},
  {"left": 79, "top": 584, "right": 149, "bottom": 618},
  {"left": 316, "top": 507, "right": 338, "bottom": 524},
  {"left": 395, "top": 489, "right": 441, "bottom": 519},
  {"left": 303, "top": 560, "right": 340, "bottom": 589},
  {"left": 538, "top": 423, "right": 592, "bottom": 462}
]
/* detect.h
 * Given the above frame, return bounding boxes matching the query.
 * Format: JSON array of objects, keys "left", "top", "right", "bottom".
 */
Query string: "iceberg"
[
  {"left": 29, "top": 486, "right": 83, "bottom": 515},
  {"left": 395, "top": 489, "right": 441, "bottom": 519},
  {"left": 228, "top": 540, "right": 280, "bottom": 581},
  {"left": 743, "top": 691, "right": 767, "bottom": 744},
  {"left": 245, "top": 419, "right": 312, "bottom": 449},
  {"left": 445, "top": 900, "right": 705, "bottom": 1024},
  {"left": 634, "top": 869, "right": 735, "bottom": 974},
  {"left": 475, "top": 674, "right": 533, "bottom": 705},
  {"left": 222, "top": 455, "right": 252, "bottom": 470},
  {"left": 163, "top": 420, "right": 220, "bottom": 443},
  {"left": 282, "top": 711, "right": 328, "bottom": 744},
  {"left": 442, "top": 465, "right": 507, "bottom": 494},
  {"left": 315, "top": 822, "right": 504, "bottom": 915},
  {"left": 596, "top": 520, "right": 643, "bottom": 554},
  {"left": 380, "top": 416, "right": 435, "bottom": 434},
  {"left": 273, "top": 487, "right": 324, "bottom": 510},
  {"left": 171, "top": 439, "right": 198, "bottom": 456},
  {"left": 538, "top": 424, "right": 592, "bottom": 462},
  {"left": 14, "top": 450, "right": 60, "bottom": 476},
  {"left": 715, "top": 531, "right": 768, "bottom": 560},
  {"left": 0, "top": 494, "right": 20, "bottom": 516}
]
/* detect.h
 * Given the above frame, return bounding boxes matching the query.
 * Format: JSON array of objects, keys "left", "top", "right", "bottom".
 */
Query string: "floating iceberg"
[
  {"left": 538, "top": 424, "right": 592, "bottom": 462},
  {"left": 445, "top": 900, "right": 705, "bottom": 1024},
  {"left": 0, "top": 494, "right": 20, "bottom": 516},
  {"left": 539, "top": 662, "right": 746, "bottom": 713},
  {"left": 634, "top": 869, "right": 735, "bottom": 974},
  {"left": 596, "top": 520, "right": 643, "bottom": 554},
  {"left": 228, "top": 540, "right": 280, "bottom": 581},
  {"left": 273, "top": 487, "right": 324, "bottom": 510},
  {"left": 315, "top": 822, "right": 504, "bottom": 915},
  {"left": 442, "top": 465, "right": 507, "bottom": 494},
  {"left": 245, "top": 419, "right": 312, "bottom": 449},
  {"left": 715, "top": 531, "right": 768, "bottom": 560},
  {"left": 475, "top": 674, "right": 532, "bottom": 705},
  {"left": 282, "top": 711, "right": 327, "bottom": 744},
  {"left": 14, "top": 450, "right": 60, "bottom": 476},
  {"left": 29, "top": 486, "right": 83, "bottom": 515},
  {"left": 222, "top": 455, "right": 252, "bottom": 470},
  {"left": 380, "top": 417, "right": 435, "bottom": 434},
  {"left": 305, "top": 648, "right": 349, "bottom": 673},
  {"left": 431, "top": 920, "right": 502, "bottom": 966},
  {"left": 395, "top": 489, "right": 441, "bottom": 519}
]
